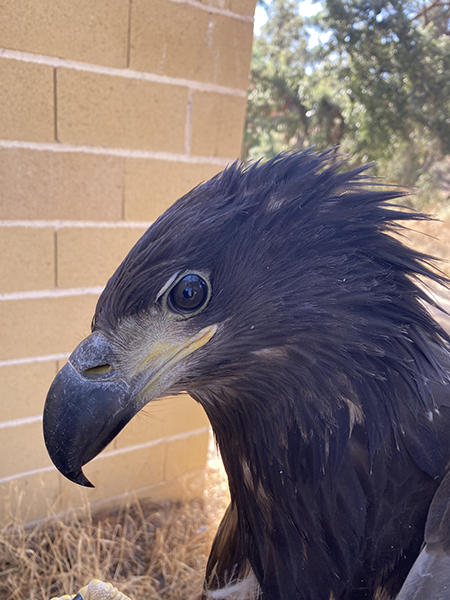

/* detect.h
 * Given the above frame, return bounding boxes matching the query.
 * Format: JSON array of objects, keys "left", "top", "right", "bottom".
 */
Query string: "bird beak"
[{"left": 43, "top": 325, "right": 216, "bottom": 487}]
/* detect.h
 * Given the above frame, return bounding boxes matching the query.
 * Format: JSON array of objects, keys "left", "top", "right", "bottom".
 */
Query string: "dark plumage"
[
  {"left": 44, "top": 151, "right": 450, "bottom": 600},
  {"left": 397, "top": 468, "right": 450, "bottom": 599}
]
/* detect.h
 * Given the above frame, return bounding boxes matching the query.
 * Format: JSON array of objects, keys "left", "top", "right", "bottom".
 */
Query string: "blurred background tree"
[{"left": 244, "top": 0, "right": 450, "bottom": 206}]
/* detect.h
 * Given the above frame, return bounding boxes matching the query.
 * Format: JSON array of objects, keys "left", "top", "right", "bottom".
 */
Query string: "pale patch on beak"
[
  {"left": 134, "top": 323, "right": 218, "bottom": 400},
  {"left": 43, "top": 321, "right": 218, "bottom": 488}
]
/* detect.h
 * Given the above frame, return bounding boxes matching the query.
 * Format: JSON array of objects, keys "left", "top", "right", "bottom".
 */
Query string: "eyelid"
[{"left": 155, "top": 272, "right": 180, "bottom": 302}]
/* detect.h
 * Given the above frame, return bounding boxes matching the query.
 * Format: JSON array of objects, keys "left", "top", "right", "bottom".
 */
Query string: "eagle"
[{"left": 44, "top": 151, "right": 450, "bottom": 600}]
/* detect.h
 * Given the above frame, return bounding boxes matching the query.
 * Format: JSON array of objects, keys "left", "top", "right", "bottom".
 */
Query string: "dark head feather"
[{"left": 97, "top": 150, "right": 449, "bottom": 396}]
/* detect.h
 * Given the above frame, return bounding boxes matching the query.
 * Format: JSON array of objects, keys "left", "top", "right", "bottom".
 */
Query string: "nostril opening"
[{"left": 84, "top": 364, "right": 113, "bottom": 377}]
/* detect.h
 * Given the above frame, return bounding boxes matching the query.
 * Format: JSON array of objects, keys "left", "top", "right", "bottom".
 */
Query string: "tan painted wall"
[{"left": 0, "top": 0, "right": 256, "bottom": 523}]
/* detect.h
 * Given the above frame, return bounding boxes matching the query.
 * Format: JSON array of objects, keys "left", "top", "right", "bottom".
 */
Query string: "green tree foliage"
[
  {"left": 243, "top": 0, "right": 310, "bottom": 158},
  {"left": 245, "top": 0, "right": 450, "bottom": 196}
]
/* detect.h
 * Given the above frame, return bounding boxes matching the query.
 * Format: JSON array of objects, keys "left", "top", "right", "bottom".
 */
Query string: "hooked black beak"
[
  {"left": 43, "top": 324, "right": 217, "bottom": 487},
  {"left": 43, "top": 332, "right": 137, "bottom": 487}
]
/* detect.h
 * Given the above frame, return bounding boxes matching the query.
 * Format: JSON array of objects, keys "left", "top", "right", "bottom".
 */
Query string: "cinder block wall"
[{"left": 0, "top": 0, "right": 256, "bottom": 523}]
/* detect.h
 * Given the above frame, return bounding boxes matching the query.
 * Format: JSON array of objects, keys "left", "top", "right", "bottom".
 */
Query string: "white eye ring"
[{"left": 155, "top": 272, "right": 180, "bottom": 302}]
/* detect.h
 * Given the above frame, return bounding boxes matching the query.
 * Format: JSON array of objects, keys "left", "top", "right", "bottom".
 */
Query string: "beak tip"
[{"left": 65, "top": 469, "right": 95, "bottom": 488}]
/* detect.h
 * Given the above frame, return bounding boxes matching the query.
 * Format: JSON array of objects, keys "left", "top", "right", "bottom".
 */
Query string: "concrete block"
[
  {"left": 115, "top": 395, "right": 209, "bottom": 449},
  {"left": 0, "top": 148, "right": 124, "bottom": 221},
  {"left": 196, "top": 0, "right": 256, "bottom": 16},
  {"left": 130, "top": 0, "right": 253, "bottom": 89},
  {"left": 229, "top": 0, "right": 258, "bottom": 16},
  {"left": 0, "top": 0, "right": 129, "bottom": 68},
  {"left": 143, "top": 468, "right": 206, "bottom": 502},
  {"left": 0, "top": 227, "right": 55, "bottom": 293},
  {"left": 0, "top": 470, "right": 61, "bottom": 525},
  {"left": 57, "top": 226, "right": 147, "bottom": 289},
  {"left": 130, "top": 0, "right": 212, "bottom": 82},
  {"left": 165, "top": 430, "right": 210, "bottom": 480},
  {"left": 0, "top": 57, "right": 54, "bottom": 142},
  {"left": 0, "top": 361, "right": 58, "bottom": 422},
  {"left": 190, "top": 91, "right": 247, "bottom": 157},
  {"left": 58, "top": 441, "right": 167, "bottom": 509},
  {"left": 0, "top": 421, "right": 51, "bottom": 480},
  {"left": 0, "top": 294, "right": 98, "bottom": 361},
  {"left": 208, "top": 13, "right": 254, "bottom": 90},
  {"left": 124, "top": 158, "right": 223, "bottom": 221},
  {"left": 57, "top": 69, "right": 188, "bottom": 152}
]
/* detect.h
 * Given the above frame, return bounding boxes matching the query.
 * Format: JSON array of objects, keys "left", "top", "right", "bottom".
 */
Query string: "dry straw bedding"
[{"left": 0, "top": 446, "right": 229, "bottom": 600}]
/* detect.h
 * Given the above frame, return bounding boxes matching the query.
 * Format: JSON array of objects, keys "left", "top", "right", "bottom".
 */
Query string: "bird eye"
[{"left": 167, "top": 274, "right": 210, "bottom": 315}]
